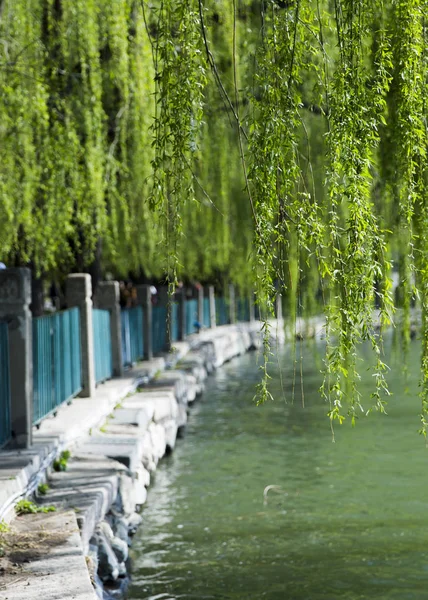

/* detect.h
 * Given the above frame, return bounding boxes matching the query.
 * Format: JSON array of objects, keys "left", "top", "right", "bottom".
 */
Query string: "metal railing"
[
  {"left": 33, "top": 308, "right": 82, "bottom": 425},
  {"left": 171, "top": 302, "right": 179, "bottom": 343},
  {"left": 185, "top": 299, "right": 198, "bottom": 335},
  {"left": 215, "top": 297, "right": 229, "bottom": 326},
  {"left": 237, "top": 297, "right": 250, "bottom": 322},
  {"left": 121, "top": 306, "right": 144, "bottom": 367},
  {"left": 152, "top": 305, "right": 167, "bottom": 354},
  {"left": 93, "top": 308, "right": 112, "bottom": 383},
  {"left": 203, "top": 297, "right": 210, "bottom": 328},
  {"left": 0, "top": 322, "right": 10, "bottom": 446}
]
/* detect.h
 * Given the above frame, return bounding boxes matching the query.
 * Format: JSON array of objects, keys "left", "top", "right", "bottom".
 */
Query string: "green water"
[{"left": 128, "top": 339, "right": 428, "bottom": 600}]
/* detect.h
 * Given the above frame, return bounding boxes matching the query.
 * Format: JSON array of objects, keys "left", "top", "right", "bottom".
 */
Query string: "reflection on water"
[{"left": 128, "top": 338, "right": 428, "bottom": 600}]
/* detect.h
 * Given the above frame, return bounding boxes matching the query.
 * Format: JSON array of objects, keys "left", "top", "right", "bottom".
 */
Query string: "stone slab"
[
  {"left": 130, "top": 357, "right": 166, "bottom": 381},
  {"left": 123, "top": 392, "right": 178, "bottom": 424},
  {"left": 133, "top": 387, "right": 176, "bottom": 398},
  {"left": 109, "top": 408, "right": 152, "bottom": 430},
  {"left": 0, "top": 439, "right": 60, "bottom": 522},
  {"left": 38, "top": 455, "right": 125, "bottom": 554},
  {"left": 77, "top": 436, "right": 144, "bottom": 474},
  {"left": 155, "top": 370, "right": 187, "bottom": 383},
  {"left": 163, "top": 341, "right": 191, "bottom": 368},
  {"left": 0, "top": 511, "right": 97, "bottom": 600},
  {"left": 139, "top": 374, "right": 187, "bottom": 403},
  {"left": 137, "top": 382, "right": 183, "bottom": 402}
]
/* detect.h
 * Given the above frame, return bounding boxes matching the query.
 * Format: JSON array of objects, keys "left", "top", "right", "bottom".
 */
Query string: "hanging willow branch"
[
  {"left": 321, "top": 0, "right": 394, "bottom": 430},
  {"left": 150, "top": 0, "right": 207, "bottom": 291}
]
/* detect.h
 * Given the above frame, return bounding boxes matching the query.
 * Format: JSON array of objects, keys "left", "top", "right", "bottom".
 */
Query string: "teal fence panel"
[
  {"left": 203, "top": 297, "right": 210, "bottom": 328},
  {"left": 185, "top": 299, "right": 198, "bottom": 336},
  {"left": 152, "top": 305, "right": 167, "bottom": 354},
  {"left": 0, "top": 322, "right": 10, "bottom": 446},
  {"left": 93, "top": 308, "right": 112, "bottom": 383},
  {"left": 237, "top": 297, "right": 250, "bottom": 322},
  {"left": 215, "top": 297, "right": 228, "bottom": 325},
  {"left": 33, "top": 308, "right": 82, "bottom": 425},
  {"left": 171, "top": 302, "right": 179, "bottom": 342},
  {"left": 121, "top": 306, "right": 144, "bottom": 367}
]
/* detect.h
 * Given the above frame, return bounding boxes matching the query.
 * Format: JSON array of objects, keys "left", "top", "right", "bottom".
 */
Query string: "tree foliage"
[{"left": 0, "top": 0, "right": 428, "bottom": 422}]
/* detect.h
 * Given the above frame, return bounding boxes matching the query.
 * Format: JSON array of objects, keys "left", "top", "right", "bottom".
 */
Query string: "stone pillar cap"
[{"left": 0, "top": 268, "right": 31, "bottom": 305}]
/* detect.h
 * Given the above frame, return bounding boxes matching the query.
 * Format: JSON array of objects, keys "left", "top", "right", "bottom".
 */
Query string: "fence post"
[
  {"left": 0, "top": 268, "right": 32, "bottom": 448},
  {"left": 197, "top": 285, "right": 204, "bottom": 327},
  {"left": 66, "top": 274, "right": 95, "bottom": 398},
  {"left": 96, "top": 282, "right": 123, "bottom": 377},
  {"left": 208, "top": 285, "right": 216, "bottom": 329},
  {"left": 136, "top": 285, "right": 152, "bottom": 360},
  {"left": 229, "top": 284, "right": 236, "bottom": 324},
  {"left": 177, "top": 287, "right": 186, "bottom": 341},
  {"left": 158, "top": 286, "right": 172, "bottom": 351}
]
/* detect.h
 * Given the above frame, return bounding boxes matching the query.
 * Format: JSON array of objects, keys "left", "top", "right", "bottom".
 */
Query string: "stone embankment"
[{"left": 0, "top": 322, "right": 275, "bottom": 600}]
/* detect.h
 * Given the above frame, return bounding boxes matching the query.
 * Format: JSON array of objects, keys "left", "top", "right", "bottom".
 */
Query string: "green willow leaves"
[{"left": 0, "top": 0, "right": 427, "bottom": 422}]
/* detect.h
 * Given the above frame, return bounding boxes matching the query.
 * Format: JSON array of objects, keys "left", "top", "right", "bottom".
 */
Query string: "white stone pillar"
[
  {"left": 66, "top": 274, "right": 95, "bottom": 398},
  {"left": 136, "top": 285, "right": 152, "bottom": 360},
  {"left": 0, "top": 268, "right": 32, "bottom": 448},
  {"left": 157, "top": 286, "right": 171, "bottom": 351},
  {"left": 96, "top": 282, "right": 123, "bottom": 377},
  {"left": 177, "top": 287, "right": 186, "bottom": 341},
  {"left": 208, "top": 285, "right": 216, "bottom": 329},
  {"left": 229, "top": 284, "right": 236, "bottom": 324},
  {"left": 197, "top": 286, "right": 204, "bottom": 326}
]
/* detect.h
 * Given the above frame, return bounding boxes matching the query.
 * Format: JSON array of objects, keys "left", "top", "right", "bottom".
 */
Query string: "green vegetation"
[
  {"left": 37, "top": 483, "right": 50, "bottom": 496},
  {"left": 1, "top": 1, "right": 427, "bottom": 423},
  {"left": 0, "top": 0, "right": 248, "bottom": 287},
  {"left": 52, "top": 450, "right": 71, "bottom": 472},
  {"left": 0, "top": 521, "right": 10, "bottom": 534},
  {"left": 0, "top": 521, "right": 8, "bottom": 558},
  {"left": 15, "top": 499, "right": 56, "bottom": 515}
]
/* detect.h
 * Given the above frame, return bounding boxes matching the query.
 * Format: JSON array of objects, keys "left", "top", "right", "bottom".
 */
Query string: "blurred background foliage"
[{"left": 0, "top": 0, "right": 426, "bottom": 324}]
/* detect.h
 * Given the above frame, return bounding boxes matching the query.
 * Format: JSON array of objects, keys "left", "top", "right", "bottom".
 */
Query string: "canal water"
[{"left": 128, "top": 338, "right": 428, "bottom": 600}]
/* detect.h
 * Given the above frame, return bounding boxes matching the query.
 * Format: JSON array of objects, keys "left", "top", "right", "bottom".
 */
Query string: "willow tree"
[
  {"left": 0, "top": 0, "right": 161, "bottom": 280},
  {"left": 0, "top": 0, "right": 427, "bottom": 425},
  {"left": 147, "top": 0, "right": 428, "bottom": 428}
]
